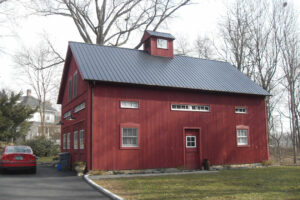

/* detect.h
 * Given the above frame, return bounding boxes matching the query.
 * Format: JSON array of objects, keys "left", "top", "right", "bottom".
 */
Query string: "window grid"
[
  {"left": 122, "top": 128, "right": 138, "bottom": 147},
  {"left": 63, "top": 110, "right": 71, "bottom": 119},
  {"left": 74, "top": 102, "right": 86, "bottom": 113},
  {"left": 120, "top": 101, "right": 139, "bottom": 109},
  {"left": 237, "top": 129, "right": 248, "bottom": 146},
  {"left": 79, "top": 129, "right": 85, "bottom": 149},
  {"left": 171, "top": 104, "right": 210, "bottom": 112},
  {"left": 157, "top": 39, "right": 168, "bottom": 49},
  {"left": 73, "top": 131, "right": 78, "bottom": 149},
  {"left": 235, "top": 107, "right": 247, "bottom": 114},
  {"left": 186, "top": 136, "right": 196, "bottom": 148}
]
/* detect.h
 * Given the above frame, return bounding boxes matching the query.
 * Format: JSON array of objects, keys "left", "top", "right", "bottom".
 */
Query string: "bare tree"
[
  {"left": 279, "top": 2, "right": 300, "bottom": 164},
  {"left": 174, "top": 35, "right": 192, "bottom": 56},
  {"left": 218, "top": 0, "right": 252, "bottom": 77},
  {"left": 194, "top": 35, "right": 214, "bottom": 59},
  {"left": 14, "top": 42, "right": 63, "bottom": 137},
  {"left": 30, "top": 0, "right": 192, "bottom": 48}
]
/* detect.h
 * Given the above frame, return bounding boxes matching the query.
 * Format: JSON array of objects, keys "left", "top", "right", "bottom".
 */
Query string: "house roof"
[
  {"left": 67, "top": 41, "right": 269, "bottom": 97},
  {"left": 20, "top": 96, "right": 56, "bottom": 112},
  {"left": 145, "top": 30, "right": 175, "bottom": 40}
]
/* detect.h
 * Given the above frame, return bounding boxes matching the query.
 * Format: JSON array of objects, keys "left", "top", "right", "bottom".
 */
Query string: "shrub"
[{"left": 25, "top": 136, "right": 59, "bottom": 157}]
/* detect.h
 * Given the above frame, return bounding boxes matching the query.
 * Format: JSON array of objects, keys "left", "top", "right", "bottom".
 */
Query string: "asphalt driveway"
[{"left": 0, "top": 165, "right": 110, "bottom": 200}]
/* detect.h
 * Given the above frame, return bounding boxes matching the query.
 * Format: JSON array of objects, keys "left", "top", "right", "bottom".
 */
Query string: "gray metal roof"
[
  {"left": 145, "top": 30, "right": 175, "bottom": 40},
  {"left": 69, "top": 42, "right": 269, "bottom": 96},
  {"left": 20, "top": 96, "right": 57, "bottom": 111}
]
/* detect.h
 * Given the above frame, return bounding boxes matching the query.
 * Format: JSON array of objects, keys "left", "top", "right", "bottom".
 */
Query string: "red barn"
[{"left": 57, "top": 31, "right": 269, "bottom": 171}]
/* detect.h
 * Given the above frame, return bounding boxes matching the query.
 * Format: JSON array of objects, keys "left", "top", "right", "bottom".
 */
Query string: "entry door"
[{"left": 185, "top": 129, "right": 200, "bottom": 170}]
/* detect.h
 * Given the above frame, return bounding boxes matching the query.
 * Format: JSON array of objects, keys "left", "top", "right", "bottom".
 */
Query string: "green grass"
[
  {"left": 37, "top": 156, "right": 56, "bottom": 163},
  {"left": 94, "top": 166, "right": 300, "bottom": 200}
]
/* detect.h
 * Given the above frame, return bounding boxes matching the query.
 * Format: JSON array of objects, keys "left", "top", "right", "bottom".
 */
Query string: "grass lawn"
[
  {"left": 37, "top": 156, "right": 56, "bottom": 163},
  {"left": 94, "top": 166, "right": 300, "bottom": 200}
]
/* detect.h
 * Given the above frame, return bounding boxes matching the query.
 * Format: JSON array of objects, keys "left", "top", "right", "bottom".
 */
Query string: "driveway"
[{"left": 0, "top": 165, "right": 110, "bottom": 200}]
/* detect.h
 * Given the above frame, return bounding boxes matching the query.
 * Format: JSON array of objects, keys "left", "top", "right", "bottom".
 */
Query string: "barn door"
[{"left": 185, "top": 129, "right": 200, "bottom": 170}]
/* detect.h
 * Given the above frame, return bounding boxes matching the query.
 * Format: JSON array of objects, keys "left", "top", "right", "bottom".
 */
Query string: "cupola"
[{"left": 141, "top": 30, "right": 175, "bottom": 58}]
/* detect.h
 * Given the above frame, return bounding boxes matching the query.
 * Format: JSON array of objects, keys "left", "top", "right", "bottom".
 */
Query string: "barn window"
[
  {"left": 235, "top": 107, "right": 247, "bottom": 114},
  {"left": 73, "top": 71, "right": 78, "bottom": 98},
  {"left": 74, "top": 102, "right": 86, "bottom": 113},
  {"left": 186, "top": 136, "right": 196, "bottom": 148},
  {"left": 122, "top": 128, "right": 138, "bottom": 147},
  {"left": 73, "top": 131, "right": 78, "bottom": 149},
  {"left": 63, "top": 134, "right": 66, "bottom": 149},
  {"left": 63, "top": 110, "right": 71, "bottom": 119},
  {"left": 67, "top": 133, "right": 71, "bottom": 149},
  {"left": 171, "top": 104, "right": 210, "bottom": 112},
  {"left": 79, "top": 129, "right": 85, "bottom": 149},
  {"left": 157, "top": 39, "right": 168, "bottom": 49},
  {"left": 68, "top": 78, "right": 72, "bottom": 102},
  {"left": 237, "top": 129, "right": 249, "bottom": 146},
  {"left": 120, "top": 101, "right": 139, "bottom": 109}
]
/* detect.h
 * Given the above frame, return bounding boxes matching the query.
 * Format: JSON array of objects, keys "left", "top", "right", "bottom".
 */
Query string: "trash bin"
[{"left": 59, "top": 152, "right": 71, "bottom": 171}]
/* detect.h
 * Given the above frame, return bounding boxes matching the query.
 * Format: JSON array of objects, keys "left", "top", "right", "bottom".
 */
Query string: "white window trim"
[
  {"left": 157, "top": 39, "right": 168, "bottom": 49},
  {"left": 63, "top": 134, "right": 66, "bottom": 149},
  {"left": 186, "top": 136, "right": 196, "bottom": 148},
  {"left": 237, "top": 129, "right": 249, "bottom": 146},
  {"left": 120, "top": 101, "right": 139, "bottom": 109},
  {"left": 67, "top": 132, "right": 71, "bottom": 149},
  {"left": 171, "top": 104, "right": 210, "bottom": 112},
  {"left": 122, "top": 128, "right": 139, "bottom": 147},
  {"left": 235, "top": 107, "right": 247, "bottom": 114}
]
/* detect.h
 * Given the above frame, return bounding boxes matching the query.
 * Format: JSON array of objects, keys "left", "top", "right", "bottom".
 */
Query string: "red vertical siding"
[{"left": 91, "top": 84, "right": 268, "bottom": 170}]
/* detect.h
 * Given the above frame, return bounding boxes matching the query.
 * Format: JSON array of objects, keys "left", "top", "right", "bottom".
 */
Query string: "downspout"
[{"left": 90, "top": 81, "right": 95, "bottom": 170}]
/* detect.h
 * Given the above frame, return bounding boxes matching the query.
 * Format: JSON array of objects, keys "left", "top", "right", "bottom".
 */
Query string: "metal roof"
[
  {"left": 69, "top": 42, "right": 269, "bottom": 96},
  {"left": 20, "top": 96, "right": 57, "bottom": 111},
  {"left": 145, "top": 30, "right": 175, "bottom": 40}
]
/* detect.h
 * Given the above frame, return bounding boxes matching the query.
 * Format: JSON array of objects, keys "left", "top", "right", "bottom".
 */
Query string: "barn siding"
[{"left": 92, "top": 84, "right": 268, "bottom": 170}]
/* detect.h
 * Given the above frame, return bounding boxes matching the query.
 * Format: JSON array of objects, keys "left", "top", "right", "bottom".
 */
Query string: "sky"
[{"left": 0, "top": 0, "right": 299, "bottom": 96}]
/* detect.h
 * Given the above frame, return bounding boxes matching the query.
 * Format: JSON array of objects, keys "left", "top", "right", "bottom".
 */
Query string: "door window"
[{"left": 186, "top": 136, "right": 196, "bottom": 148}]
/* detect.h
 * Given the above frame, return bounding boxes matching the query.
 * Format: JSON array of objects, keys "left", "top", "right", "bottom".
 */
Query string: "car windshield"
[{"left": 5, "top": 146, "right": 32, "bottom": 154}]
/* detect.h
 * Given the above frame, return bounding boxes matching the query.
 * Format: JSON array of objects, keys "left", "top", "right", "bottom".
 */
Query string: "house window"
[
  {"left": 68, "top": 78, "right": 72, "bottom": 102},
  {"left": 79, "top": 129, "right": 85, "bottom": 149},
  {"left": 74, "top": 102, "right": 86, "bottom": 113},
  {"left": 186, "top": 136, "right": 196, "bottom": 148},
  {"left": 235, "top": 107, "right": 247, "bottom": 114},
  {"left": 63, "top": 134, "right": 66, "bottom": 149},
  {"left": 237, "top": 129, "right": 249, "bottom": 146},
  {"left": 67, "top": 132, "right": 71, "bottom": 149},
  {"left": 120, "top": 101, "right": 138, "bottom": 109},
  {"left": 171, "top": 104, "right": 210, "bottom": 112},
  {"left": 73, "top": 72, "right": 78, "bottom": 98},
  {"left": 122, "top": 128, "right": 138, "bottom": 147},
  {"left": 157, "top": 39, "right": 168, "bottom": 49},
  {"left": 63, "top": 110, "right": 71, "bottom": 119},
  {"left": 74, "top": 131, "right": 78, "bottom": 149}
]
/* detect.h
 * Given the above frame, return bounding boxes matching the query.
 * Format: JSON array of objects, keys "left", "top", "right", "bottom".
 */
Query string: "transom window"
[
  {"left": 74, "top": 102, "right": 86, "bottom": 113},
  {"left": 122, "top": 128, "right": 138, "bottom": 147},
  {"left": 120, "top": 101, "right": 139, "bottom": 109},
  {"left": 186, "top": 136, "right": 196, "bottom": 148},
  {"left": 235, "top": 107, "right": 247, "bottom": 114},
  {"left": 79, "top": 129, "right": 85, "bottom": 149},
  {"left": 171, "top": 104, "right": 210, "bottom": 112},
  {"left": 237, "top": 129, "right": 248, "bottom": 146},
  {"left": 63, "top": 110, "right": 71, "bottom": 119},
  {"left": 157, "top": 39, "right": 168, "bottom": 49},
  {"left": 73, "top": 131, "right": 78, "bottom": 149}
]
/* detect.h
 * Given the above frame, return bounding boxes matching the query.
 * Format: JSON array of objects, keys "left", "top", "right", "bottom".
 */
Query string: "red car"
[{"left": 0, "top": 145, "right": 36, "bottom": 173}]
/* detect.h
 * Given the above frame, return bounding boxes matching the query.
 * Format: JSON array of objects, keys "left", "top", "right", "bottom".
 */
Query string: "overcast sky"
[{"left": 0, "top": 0, "right": 299, "bottom": 96}]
